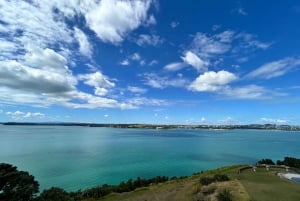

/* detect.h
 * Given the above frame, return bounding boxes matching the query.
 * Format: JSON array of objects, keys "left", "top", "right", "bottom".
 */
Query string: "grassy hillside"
[{"left": 85, "top": 165, "right": 300, "bottom": 201}]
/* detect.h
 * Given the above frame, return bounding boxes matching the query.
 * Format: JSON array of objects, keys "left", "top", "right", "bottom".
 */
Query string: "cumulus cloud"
[
  {"left": 189, "top": 70, "right": 237, "bottom": 92},
  {"left": 78, "top": 72, "right": 115, "bottom": 96},
  {"left": 6, "top": 111, "right": 46, "bottom": 120},
  {"left": 0, "top": 0, "right": 160, "bottom": 110},
  {"left": 120, "top": 59, "right": 130, "bottom": 66},
  {"left": 74, "top": 27, "right": 92, "bottom": 58},
  {"left": 246, "top": 57, "right": 300, "bottom": 79},
  {"left": 84, "top": 0, "right": 154, "bottom": 44},
  {"left": 181, "top": 51, "right": 208, "bottom": 72},
  {"left": 0, "top": 59, "right": 76, "bottom": 94}
]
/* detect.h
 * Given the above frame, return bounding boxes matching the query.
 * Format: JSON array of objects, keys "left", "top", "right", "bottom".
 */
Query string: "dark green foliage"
[
  {"left": 217, "top": 189, "right": 233, "bottom": 201},
  {"left": 37, "top": 187, "right": 73, "bottom": 201},
  {"left": 257, "top": 159, "right": 275, "bottom": 165},
  {"left": 276, "top": 157, "right": 300, "bottom": 168},
  {"left": 200, "top": 174, "right": 230, "bottom": 186},
  {"left": 200, "top": 176, "right": 215, "bottom": 185},
  {"left": 213, "top": 174, "right": 230, "bottom": 182},
  {"left": 0, "top": 163, "right": 39, "bottom": 201},
  {"left": 81, "top": 176, "right": 169, "bottom": 199}
]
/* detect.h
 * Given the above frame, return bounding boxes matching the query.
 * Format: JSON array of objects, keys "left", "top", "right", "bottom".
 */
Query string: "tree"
[
  {"left": 0, "top": 163, "right": 39, "bottom": 201},
  {"left": 38, "top": 187, "right": 73, "bottom": 201}
]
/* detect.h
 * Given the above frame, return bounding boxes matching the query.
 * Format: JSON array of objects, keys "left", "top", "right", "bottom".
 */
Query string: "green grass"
[
  {"left": 84, "top": 165, "right": 300, "bottom": 201},
  {"left": 239, "top": 168, "right": 300, "bottom": 201}
]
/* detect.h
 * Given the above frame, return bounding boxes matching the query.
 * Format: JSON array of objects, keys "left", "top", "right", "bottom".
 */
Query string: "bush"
[
  {"left": 276, "top": 157, "right": 300, "bottom": 168},
  {"left": 213, "top": 174, "right": 230, "bottom": 182},
  {"left": 200, "top": 176, "right": 215, "bottom": 185},
  {"left": 217, "top": 189, "right": 233, "bottom": 201},
  {"left": 38, "top": 187, "right": 73, "bottom": 201},
  {"left": 257, "top": 158, "right": 275, "bottom": 165}
]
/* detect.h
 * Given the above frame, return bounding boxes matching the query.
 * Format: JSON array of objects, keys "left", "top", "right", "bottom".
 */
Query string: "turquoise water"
[{"left": 1, "top": 125, "right": 300, "bottom": 191}]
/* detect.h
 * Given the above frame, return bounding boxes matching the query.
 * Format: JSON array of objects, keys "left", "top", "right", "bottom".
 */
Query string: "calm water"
[{"left": 1, "top": 125, "right": 300, "bottom": 191}]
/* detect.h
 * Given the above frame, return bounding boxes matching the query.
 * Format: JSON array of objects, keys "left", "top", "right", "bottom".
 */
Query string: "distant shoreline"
[{"left": 1, "top": 122, "right": 300, "bottom": 131}]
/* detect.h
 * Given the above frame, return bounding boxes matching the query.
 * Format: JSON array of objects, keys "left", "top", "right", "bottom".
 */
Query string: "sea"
[{"left": 1, "top": 125, "right": 300, "bottom": 191}]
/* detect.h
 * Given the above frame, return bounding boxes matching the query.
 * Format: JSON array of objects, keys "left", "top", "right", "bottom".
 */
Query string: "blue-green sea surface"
[{"left": 1, "top": 125, "right": 300, "bottom": 191}]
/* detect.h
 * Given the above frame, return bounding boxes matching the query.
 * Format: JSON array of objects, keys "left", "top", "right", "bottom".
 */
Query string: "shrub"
[
  {"left": 200, "top": 176, "right": 215, "bottom": 185},
  {"left": 257, "top": 158, "right": 275, "bottom": 165},
  {"left": 213, "top": 174, "right": 230, "bottom": 182},
  {"left": 38, "top": 187, "right": 73, "bottom": 201},
  {"left": 217, "top": 189, "right": 233, "bottom": 201}
]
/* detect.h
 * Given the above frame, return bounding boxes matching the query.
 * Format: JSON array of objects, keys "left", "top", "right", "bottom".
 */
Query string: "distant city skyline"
[{"left": 1, "top": 0, "right": 300, "bottom": 124}]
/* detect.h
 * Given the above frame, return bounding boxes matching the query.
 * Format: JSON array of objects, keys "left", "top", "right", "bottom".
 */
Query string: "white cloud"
[
  {"left": 0, "top": 0, "right": 161, "bottom": 110},
  {"left": 215, "top": 30, "right": 235, "bottom": 43},
  {"left": 235, "top": 33, "right": 271, "bottom": 50},
  {"left": 219, "top": 116, "right": 241, "bottom": 124},
  {"left": 127, "top": 97, "right": 168, "bottom": 106},
  {"left": 220, "top": 85, "right": 269, "bottom": 99},
  {"left": 189, "top": 70, "right": 237, "bottom": 92},
  {"left": 120, "top": 59, "right": 130, "bottom": 66},
  {"left": 84, "top": 0, "right": 154, "bottom": 44},
  {"left": 181, "top": 51, "right": 208, "bottom": 72},
  {"left": 170, "top": 21, "right": 179, "bottom": 28},
  {"left": 131, "top": 53, "right": 141, "bottom": 61},
  {"left": 149, "top": 60, "right": 158, "bottom": 66},
  {"left": 78, "top": 72, "right": 115, "bottom": 96},
  {"left": 145, "top": 14, "right": 157, "bottom": 26},
  {"left": 0, "top": 59, "right": 76, "bottom": 94},
  {"left": 74, "top": 27, "right": 92, "bottom": 58},
  {"left": 128, "top": 86, "right": 147, "bottom": 94},
  {"left": 260, "top": 117, "right": 290, "bottom": 124},
  {"left": 135, "top": 34, "right": 163, "bottom": 46},
  {"left": 246, "top": 57, "right": 300, "bottom": 79},
  {"left": 6, "top": 110, "right": 46, "bottom": 120},
  {"left": 143, "top": 73, "right": 189, "bottom": 89},
  {"left": 104, "top": 114, "right": 109, "bottom": 118},
  {"left": 191, "top": 32, "right": 231, "bottom": 58},
  {"left": 212, "top": 24, "right": 221, "bottom": 31},
  {"left": 237, "top": 7, "right": 248, "bottom": 16},
  {"left": 186, "top": 31, "right": 271, "bottom": 69},
  {"left": 164, "top": 62, "right": 186, "bottom": 71}
]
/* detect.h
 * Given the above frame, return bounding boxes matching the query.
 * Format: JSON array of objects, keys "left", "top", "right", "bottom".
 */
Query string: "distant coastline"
[{"left": 1, "top": 122, "right": 300, "bottom": 131}]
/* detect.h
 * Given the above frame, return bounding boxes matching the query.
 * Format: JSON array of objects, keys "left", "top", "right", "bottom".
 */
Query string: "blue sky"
[{"left": 1, "top": 0, "right": 300, "bottom": 124}]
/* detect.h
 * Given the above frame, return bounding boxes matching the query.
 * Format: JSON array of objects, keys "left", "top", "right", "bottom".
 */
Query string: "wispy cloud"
[
  {"left": 237, "top": 7, "right": 248, "bottom": 16},
  {"left": 128, "top": 86, "right": 147, "bottom": 94},
  {"left": 74, "top": 27, "right": 92, "bottom": 58},
  {"left": 164, "top": 62, "right": 186, "bottom": 72},
  {"left": 135, "top": 34, "right": 163, "bottom": 46},
  {"left": 143, "top": 73, "right": 189, "bottom": 89},
  {"left": 181, "top": 51, "right": 208, "bottom": 72},
  {"left": 260, "top": 117, "right": 290, "bottom": 124},
  {"left": 246, "top": 57, "right": 300, "bottom": 79},
  {"left": 170, "top": 21, "right": 179, "bottom": 28}
]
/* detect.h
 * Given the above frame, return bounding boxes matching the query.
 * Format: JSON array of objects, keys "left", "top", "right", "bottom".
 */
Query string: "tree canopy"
[{"left": 0, "top": 163, "right": 39, "bottom": 201}]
